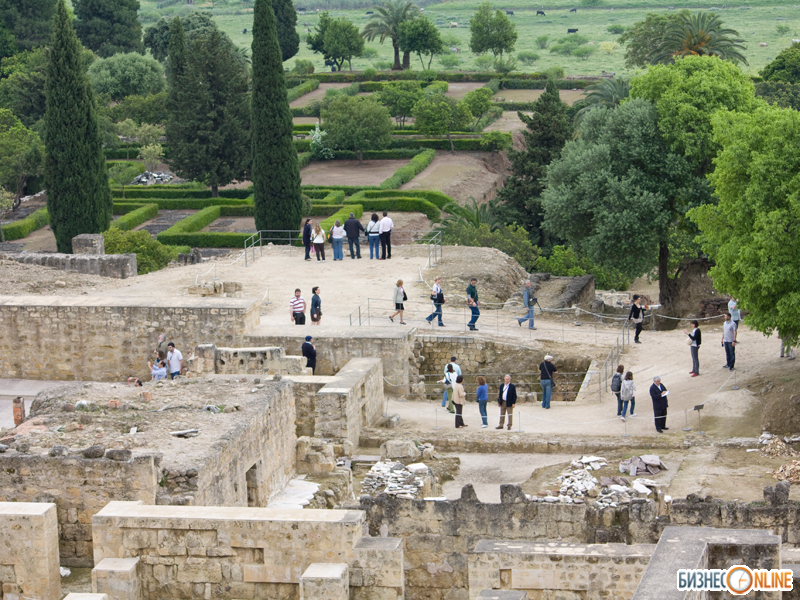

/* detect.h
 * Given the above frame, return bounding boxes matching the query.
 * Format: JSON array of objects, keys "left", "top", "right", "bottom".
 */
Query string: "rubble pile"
[
  {"left": 773, "top": 461, "right": 800, "bottom": 483},
  {"left": 361, "top": 461, "right": 428, "bottom": 500},
  {"left": 619, "top": 455, "right": 668, "bottom": 476},
  {"left": 762, "top": 437, "right": 798, "bottom": 458},
  {"left": 132, "top": 171, "right": 173, "bottom": 185}
]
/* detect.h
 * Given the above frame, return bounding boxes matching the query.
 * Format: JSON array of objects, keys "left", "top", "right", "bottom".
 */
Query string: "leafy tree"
[
  {"left": 619, "top": 11, "right": 688, "bottom": 69},
  {"left": 755, "top": 81, "right": 800, "bottom": 110},
  {"left": 252, "top": 0, "right": 301, "bottom": 233},
  {"left": 0, "top": 187, "right": 13, "bottom": 241},
  {"left": 362, "top": 0, "right": 420, "bottom": 71},
  {"left": 397, "top": 17, "right": 442, "bottom": 70},
  {"left": 292, "top": 58, "right": 314, "bottom": 74},
  {"left": 0, "top": 48, "right": 47, "bottom": 127},
  {"left": 0, "top": 0, "right": 56, "bottom": 51},
  {"left": 463, "top": 87, "right": 492, "bottom": 130},
  {"left": 495, "top": 79, "right": 569, "bottom": 248},
  {"left": 688, "top": 105, "right": 800, "bottom": 345},
  {"left": 143, "top": 11, "right": 215, "bottom": 63},
  {"left": 440, "top": 222, "right": 539, "bottom": 273},
  {"left": 0, "top": 108, "right": 42, "bottom": 202},
  {"left": 517, "top": 51, "right": 540, "bottom": 65},
  {"left": 88, "top": 53, "right": 164, "bottom": 101},
  {"left": 647, "top": 11, "right": 747, "bottom": 65},
  {"left": 474, "top": 55, "right": 494, "bottom": 70},
  {"left": 107, "top": 161, "right": 142, "bottom": 198},
  {"left": 139, "top": 144, "right": 163, "bottom": 172},
  {"left": 323, "top": 17, "right": 364, "bottom": 71},
  {"left": 760, "top": 42, "right": 800, "bottom": 84},
  {"left": 322, "top": 95, "right": 392, "bottom": 163},
  {"left": 44, "top": 0, "right": 112, "bottom": 253},
  {"left": 273, "top": 0, "right": 299, "bottom": 61},
  {"left": 469, "top": 2, "right": 517, "bottom": 58},
  {"left": 480, "top": 130, "right": 511, "bottom": 152},
  {"left": 379, "top": 80, "right": 423, "bottom": 127},
  {"left": 0, "top": 22, "right": 15, "bottom": 59},
  {"left": 534, "top": 246, "right": 631, "bottom": 291},
  {"left": 572, "top": 77, "right": 630, "bottom": 128},
  {"left": 412, "top": 92, "right": 471, "bottom": 153},
  {"left": 101, "top": 91, "right": 167, "bottom": 125},
  {"left": 73, "top": 0, "right": 143, "bottom": 57}
]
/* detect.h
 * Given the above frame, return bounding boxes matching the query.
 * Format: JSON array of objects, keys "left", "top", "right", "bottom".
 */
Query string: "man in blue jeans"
[
  {"left": 518, "top": 279, "right": 537, "bottom": 330},
  {"left": 539, "top": 355, "right": 557, "bottom": 409},
  {"left": 466, "top": 277, "right": 480, "bottom": 331},
  {"left": 722, "top": 312, "right": 736, "bottom": 370}
]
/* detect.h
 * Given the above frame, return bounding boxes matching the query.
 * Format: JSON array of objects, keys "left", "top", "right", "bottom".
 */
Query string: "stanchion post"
[
  {"left": 682, "top": 410, "right": 691, "bottom": 432},
  {"left": 517, "top": 411, "right": 523, "bottom": 433},
  {"left": 622, "top": 418, "right": 630, "bottom": 438},
  {"left": 694, "top": 403, "right": 705, "bottom": 435},
  {"left": 433, "top": 408, "right": 440, "bottom": 431},
  {"left": 732, "top": 369, "right": 740, "bottom": 390}
]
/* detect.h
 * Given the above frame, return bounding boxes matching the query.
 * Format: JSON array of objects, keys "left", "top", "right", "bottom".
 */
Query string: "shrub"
[
  {"left": 480, "top": 131, "right": 511, "bottom": 152},
  {"left": 295, "top": 139, "right": 312, "bottom": 152},
  {"left": 373, "top": 60, "right": 393, "bottom": 70},
  {"left": 483, "top": 78, "right": 501, "bottom": 93},
  {"left": 220, "top": 205, "right": 256, "bottom": 217},
  {"left": 0, "top": 208, "right": 49, "bottom": 241},
  {"left": 517, "top": 51, "right": 540, "bottom": 65},
  {"left": 287, "top": 79, "right": 320, "bottom": 102},
  {"left": 474, "top": 105, "right": 503, "bottom": 131},
  {"left": 378, "top": 149, "right": 436, "bottom": 188},
  {"left": 474, "top": 55, "right": 494, "bottom": 71},
  {"left": 599, "top": 41, "right": 619, "bottom": 54},
  {"left": 293, "top": 59, "right": 315, "bottom": 75},
  {"left": 297, "top": 151, "right": 313, "bottom": 168},
  {"left": 356, "top": 188, "right": 455, "bottom": 209},
  {"left": 607, "top": 24, "right": 625, "bottom": 34},
  {"left": 572, "top": 46, "right": 596, "bottom": 60},
  {"left": 158, "top": 206, "right": 221, "bottom": 237},
  {"left": 544, "top": 66, "right": 565, "bottom": 79},
  {"left": 104, "top": 227, "right": 179, "bottom": 274},
  {"left": 424, "top": 80, "right": 449, "bottom": 95},
  {"left": 360, "top": 81, "right": 384, "bottom": 92},
  {"left": 291, "top": 101, "right": 321, "bottom": 118},
  {"left": 416, "top": 69, "right": 438, "bottom": 82},
  {"left": 156, "top": 232, "right": 253, "bottom": 248},
  {"left": 139, "top": 144, "right": 164, "bottom": 172},
  {"left": 533, "top": 245, "right": 630, "bottom": 290},
  {"left": 439, "top": 55, "right": 461, "bottom": 69},
  {"left": 110, "top": 189, "right": 251, "bottom": 199},
  {"left": 441, "top": 223, "right": 539, "bottom": 271},
  {"left": 112, "top": 203, "right": 158, "bottom": 231},
  {"left": 535, "top": 35, "right": 549, "bottom": 49},
  {"left": 310, "top": 123, "right": 334, "bottom": 160},
  {"left": 493, "top": 56, "right": 517, "bottom": 75}
]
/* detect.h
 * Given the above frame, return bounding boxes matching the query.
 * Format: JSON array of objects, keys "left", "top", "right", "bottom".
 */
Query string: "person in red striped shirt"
[{"left": 290, "top": 289, "right": 306, "bottom": 325}]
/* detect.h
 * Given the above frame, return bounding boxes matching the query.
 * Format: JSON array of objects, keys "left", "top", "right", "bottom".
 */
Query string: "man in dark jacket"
[
  {"left": 302, "top": 219, "right": 312, "bottom": 261},
  {"left": 343, "top": 213, "right": 365, "bottom": 259},
  {"left": 649, "top": 376, "right": 669, "bottom": 432},
  {"left": 496, "top": 374, "right": 517, "bottom": 430},
  {"left": 301, "top": 335, "right": 317, "bottom": 374}
]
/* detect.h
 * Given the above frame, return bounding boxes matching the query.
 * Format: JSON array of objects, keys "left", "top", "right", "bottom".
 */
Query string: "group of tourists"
[
  {"left": 289, "top": 287, "right": 323, "bottom": 325},
  {"left": 301, "top": 212, "right": 395, "bottom": 262},
  {"left": 388, "top": 276, "right": 485, "bottom": 330}
]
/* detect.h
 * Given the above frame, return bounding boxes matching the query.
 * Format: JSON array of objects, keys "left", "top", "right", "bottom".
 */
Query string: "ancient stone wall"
[
  {"left": 191, "top": 344, "right": 308, "bottom": 376},
  {"left": 0, "top": 251, "right": 137, "bottom": 279},
  {"left": 0, "top": 296, "right": 259, "bottom": 381}
]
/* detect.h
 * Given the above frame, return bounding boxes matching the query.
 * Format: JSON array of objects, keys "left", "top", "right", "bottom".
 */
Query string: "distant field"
[{"left": 138, "top": 0, "right": 800, "bottom": 77}]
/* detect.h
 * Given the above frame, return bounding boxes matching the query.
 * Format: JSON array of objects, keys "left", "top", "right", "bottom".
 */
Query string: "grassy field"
[{"left": 139, "top": 0, "right": 800, "bottom": 77}]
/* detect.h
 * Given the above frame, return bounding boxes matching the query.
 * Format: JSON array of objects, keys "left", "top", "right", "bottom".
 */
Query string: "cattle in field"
[
  {"left": 242, "top": 28, "right": 248, "bottom": 34},
  {"left": 567, "top": 28, "right": 578, "bottom": 33},
  {"left": 536, "top": 10, "right": 545, "bottom": 15},
  {"left": 506, "top": 10, "right": 514, "bottom": 15},
  {"left": 759, "top": 42, "right": 768, "bottom": 47},
  {"left": 449, "top": 47, "right": 461, "bottom": 53},
  {"left": 366, "top": 10, "right": 373, "bottom": 14},
  {"left": 450, "top": 22, "right": 458, "bottom": 27},
  {"left": 569, "top": 7, "right": 577, "bottom": 12}
]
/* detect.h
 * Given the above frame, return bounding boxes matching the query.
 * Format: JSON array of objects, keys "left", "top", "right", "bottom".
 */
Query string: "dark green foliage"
[
  {"left": 286, "top": 78, "right": 319, "bottom": 102},
  {"left": 273, "top": 0, "right": 299, "bottom": 61},
  {"left": 44, "top": 0, "right": 112, "bottom": 253},
  {"left": 0, "top": 48, "right": 48, "bottom": 126},
  {"left": 0, "top": 0, "right": 56, "bottom": 51},
  {"left": 112, "top": 203, "right": 158, "bottom": 230},
  {"left": 648, "top": 11, "right": 746, "bottom": 65},
  {"left": 397, "top": 17, "right": 443, "bottom": 70},
  {"left": 159, "top": 205, "right": 221, "bottom": 235},
  {"left": 101, "top": 91, "right": 167, "bottom": 125},
  {"left": 760, "top": 42, "right": 800, "bottom": 84},
  {"left": 252, "top": 0, "right": 302, "bottom": 233},
  {"left": 104, "top": 227, "right": 178, "bottom": 274},
  {"left": 361, "top": 0, "right": 420, "bottom": 71},
  {"left": 755, "top": 81, "right": 800, "bottom": 110},
  {"left": 143, "top": 11, "right": 215, "bottom": 63},
  {"left": 330, "top": 147, "right": 423, "bottom": 159},
  {"left": 88, "top": 53, "right": 165, "bottom": 100},
  {"left": 378, "top": 148, "right": 435, "bottom": 188},
  {"left": 469, "top": 1, "right": 517, "bottom": 58},
  {"left": 109, "top": 188, "right": 251, "bottom": 199},
  {"left": 0, "top": 22, "right": 15, "bottom": 59},
  {"left": 0, "top": 206, "right": 47, "bottom": 240},
  {"left": 323, "top": 17, "right": 364, "bottom": 71},
  {"left": 319, "top": 204, "right": 363, "bottom": 230},
  {"left": 442, "top": 222, "right": 538, "bottom": 272},
  {"left": 73, "top": 0, "right": 143, "bottom": 57},
  {"left": 534, "top": 246, "right": 631, "bottom": 291},
  {"left": 619, "top": 11, "right": 688, "bottom": 69},
  {"left": 322, "top": 95, "right": 393, "bottom": 162}
]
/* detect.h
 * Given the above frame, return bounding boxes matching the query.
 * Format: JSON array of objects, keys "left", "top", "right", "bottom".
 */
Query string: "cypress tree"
[
  {"left": 252, "top": 0, "right": 301, "bottom": 234},
  {"left": 273, "top": 0, "right": 299, "bottom": 61},
  {"left": 44, "top": 0, "right": 112, "bottom": 253}
]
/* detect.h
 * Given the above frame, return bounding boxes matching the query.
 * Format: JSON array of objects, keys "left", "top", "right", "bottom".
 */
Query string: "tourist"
[
  {"left": 344, "top": 212, "right": 365, "bottom": 259},
  {"left": 389, "top": 279, "right": 406, "bottom": 324},
  {"left": 685, "top": 320, "right": 701, "bottom": 377},
  {"left": 166, "top": 343, "right": 183, "bottom": 379},
  {"left": 539, "top": 355, "right": 557, "bottom": 409},
  {"left": 290, "top": 288, "right": 306, "bottom": 325},
  {"left": 496, "top": 374, "right": 516, "bottom": 430},
  {"left": 476, "top": 375, "right": 489, "bottom": 428},
  {"left": 620, "top": 371, "right": 636, "bottom": 421},
  {"left": 440, "top": 356, "right": 461, "bottom": 409},
  {"left": 467, "top": 277, "right": 480, "bottom": 331},
  {"left": 127, "top": 376, "right": 143, "bottom": 387},
  {"left": 611, "top": 364, "right": 624, "bottom": 417},
  {"left": 627, "top": 295, "right": 646, "bottom": 344},
  {"left": 301, "top": 335, "right": 316, "bottom": 374},
  {"left": 379, "top": 211, "right": 394, "bottom": 260},
  {"left": 147, "top": 359, "right": 167, "bottom": 381},
  {"left": 366, "top": 213, "right": 381, "bottom": 259},
  {"left": 329, "top": 219, "right": 345, "bottom": 261},
  {"left": 649, "top": 376, "right": 669, "bottom": 432},
  {"left": 425, "top": 277, "right": 445, "bottom": 327},
  {"left": 302, "top": 218, "right": 313, "bottom": 261},
  {"left": 722, "top": 312, "right": 736, "bottom": 370},
  {"left": 155, "top": 334, "right": 169, "bottom": 359},
  {"left": 312, "top": 224, "right": 326, "bottom": 262},
  {"left": 453, "top": 375, "right": 467, "bottom": 428},
  {"left": 310, "top": 286, "right": 322, "bottom": 326},
  {"left": 439, "top": 363, "right": 457, "bottom": 413},
  {"left": 518, "top": 280, "right": 537, "bottom": 330},
  {"left": 728, "top": 298, "right": 741, "bottom": 342}
]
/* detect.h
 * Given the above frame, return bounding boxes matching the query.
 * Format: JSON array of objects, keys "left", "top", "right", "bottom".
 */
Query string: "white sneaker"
[
  {"left": 481, "top": 424, "right": 487, "bottom": 428},
  {"left": 630, "top": 413, "right": 637, "bottom": 417},
  {"left": 621, "top": 416, "right": 626, "bottom": 422}
]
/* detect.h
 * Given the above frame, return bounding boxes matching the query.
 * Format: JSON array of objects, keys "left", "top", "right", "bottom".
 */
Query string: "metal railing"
[
  {"left": 244, "top": 230, "right": 302, "bottom": 266},
  {"left": 600, "top": 318, "right": 631, "bottom": 393},
  {"left": 417, "top": 229, "right": 442, "bottom": 268}
]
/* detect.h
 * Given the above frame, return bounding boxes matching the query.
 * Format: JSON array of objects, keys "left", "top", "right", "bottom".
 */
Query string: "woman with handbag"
[
  {"left": 452, "top": 375, "right": 468, "bottom": 428},
  {"left": 425, "top": 277, "right": 445, "bottom": 327},
  {"left": 389, "top": 279, "right": 407, "bottom": 324},
  {"left": 627, "top": 295, "right": 646, "bottom": 344},
  {"left": 366, "top": 213, "right": 381, "bottom": 259},
  {"left": 439, "top": 363, "right": 456, "bottom": 413},
  {"left": 312, "top": 224, "right": 326, "bottom": 262}
]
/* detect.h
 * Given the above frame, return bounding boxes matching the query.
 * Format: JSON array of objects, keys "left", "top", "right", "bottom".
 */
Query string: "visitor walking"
[
  {"left": 290, "top": 288, "right": 306, "bottom": 325},
  {"left": 302, "top": 218, "right": 313, "bottom": 261},
  {"left": 344, "top": 212, "right": 364, "bottom": 259},
  {"left": 467, "top": 277, "right": 480, "bottom": 331},
  {"left": 649, "top": 376, "right": 669, "bottom": 432},
  {"left": 310, "top": 286, "right": 322, "bottom": 326},
  {"left": 611, "top": 364, "right": 624, "bottom": 417},
  {"left": 627, "top": 295, "right": 646, "bottom": 344},
  {"left": 389, "top": 280, "right": 406, "bottom": 324},
  {"left": 312, "top": 224, "right": 326, "bottom": 262},
  {"left": 366, "top": 213, "right": 381, "bottom": 259},
  {"left": 620, "top": 371, "right": 636, "bottom": 421},
  {"left": 379, "top": 211, "right": 393, "bottom": 259},
  {"left": 426, "top": 277, "right": 445, "bottom": 327},
  {"left": 722, "top": 312, "right": 736, "bottom": 370},
  {"left": 728, "top": 298, "right": 741, "bottom": 342},
  {"left": 685, "top": 320, "right": 701, "bottom": 376},
  {"left": 330, "top": 219, "right": 345, "bottom": 261},
  {"left": 166, "top": 342, "right": 183, "bottom": 379},
  {"left": 518, "top": 280, "right": 537, "bottom": 330},
  {"left": 301, "top": 335, "right": 316, "bottom": 374},
  {"left": 453, "top": 375, "right": 467, "bottom": 428},
  {"left": 496, "top": 374, "right": 516, "bottom": 430},
  {"left": 538, "top": 355, "right": 557, "bottom": 409},
  {"left": 476, "top": 375, "right": 489, "bottom": 428},
  {"left": 439, "top": 363, "right": 457, "bottom": 413},
  {"left": 440, "top": 357, "right": 461, "bottom": 409}
]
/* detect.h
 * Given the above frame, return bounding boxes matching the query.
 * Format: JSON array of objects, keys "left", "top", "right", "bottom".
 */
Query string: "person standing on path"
[
  {"left": 312, "top": 224, "right": 326, "bottom": 262},
  {"left": 389, "top": 279, "right": 406, "bottom": 324},
  {"left": 330, "top": 220, "right": 345, "bottom": 261},
  {"left": 518, "top": 280, "right": 537, "bottom": 330},
  {"left": 366, "top": 213, "right": 381, "bottom": 259},
  {"left": 301, "top": 335, "right": 317, "bottom": 374},
  {"left": 722, "top": 313, "right": 736, "bottom": 370},
  {"left": 166, "top": 342, "right": 183, "bottom": 380},
  {"left": 467, "top": 277, "right": 480, "bottom": 331},
  {"left": 344, "top": 212, "right": 365, "bottom": 259},
  {"left": 426, "top": 277, "right": 445, "bottom": 327},
  {"left": 453, "top": 375, "right": 468, "bottom": 428},
  {"left": 728, "top": 298, "right": 741, "bottom": 342},
  {"left": 440, "top": 356, "right": 461, "bottom": 409},
  {"left": 611, "top": 364, "right": 624, "bottom": 417},
  {"left": 538, "top": 355, "right": 557, "bottom": 409},
  {"left": 439, "top": 363, "right": 457, "bottom": 413},
  {"left": 496, "top": 374, "right": 516, "bottom": 430},
  {"left": 620, "top": 370, "right": 636, "bottom": 421},
  {"left": 290, "top": 288, "right": 306, "bottom": 325},
  {"left": 476, "top": 375, "right": 489, "bottom": 428},
  {"left": 685, "top": 320, "right": 701, "bottom": 376},
  {"left": 379, "top": 211, "right": 394, "bottom": 260},
  {"left": 649, "top": 376, "right": 669, "bottom": 432},
  {"left": 155, "top": 334, "right": 169, "bottom": 360},
  {"left": 627, "top": 295, "right": 646, "bottom": 344},
  {"left": 310, "top": 286, "right": 322, "bottom": 326},
  {"left": 302, "top": 218, "right": 313, "bottom": 261}
]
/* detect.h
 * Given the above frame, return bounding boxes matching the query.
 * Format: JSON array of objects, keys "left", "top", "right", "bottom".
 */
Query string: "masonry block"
[
  {"left": 92, "top": 557, "right": 141, "bottom": 600},
  {"left": 300, "top": 563, "right": 349, "bottom": 600},
  {"left": 64, "top": 595, "right": 109, "bottom": 600}
]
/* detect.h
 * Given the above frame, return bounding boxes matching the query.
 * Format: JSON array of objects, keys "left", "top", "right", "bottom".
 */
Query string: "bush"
[
  {"left": 607, "top": 24, "right": 625, "bottom": 34},
  {"left": 417, "top": 69, "right": 438, "bottom": 82},
  {"left": 474, "top": 105, "right": 503, "bottom": 131},
  {"left": 544, "top": 66, "right": 565, "bottom": 79},
  {"left": 599, "top": 41, "right": 619, "bottom": 54},
  {"left": 441, "top": 223, "right": 539, "bottom": 271},
  {"left": 303, "top": 184, "right": 380, "bottom": 194},
  {"left": 293, "top": 59, "right": 315, "bottom": 75},
  {"left": 424, "top": 80, "right": 449, "bottom": 95},
  {"left": 103, "top": 227, "right": 179, "bottom": 274},
  {"left": 533, "top": 245, "right": 630, "bottom": 290},
  {"left": 493, "top": 56, "right": 517, "bottom": 75},
  {"left": 291, "top": 102, "right": 321, "bottom": 118},
  {"left": 379, "top": 149, "right": 436, "bottom": 188},
  {"left": 110, "top": 189, "right": 252, "bottom": 199},
  {"left": 517, "top": 51, "right": 540, "bottom": 65},
  {"left": 439, "top": 55, "right": 461, "bottom": 69},
  {"left": 363, "top": 67, "right": 378, "bottom": 79},
  {"left": 297, "top": 151, "right": 313, "bottom": 168},
  {"left": 480, "top": 131, "right": 511, "bottom": 152},
  {"left": 483, "top": 78, "right": 501, "bottom": 93},
  {"left": 88, "top": 53, "right": 165, "bottom": 101},
  {"left": 373, "top": 60, "right": 393, "bottom": 70},
  {"left": 535, "top": 35, "right": 549, "bottom": 49},
  {"left": 112, "top": 203, "right": 158, "bottom": 231},
  {"left": 0, "top": 208, "right": 49, "bottom": 241},
  {"left": 287, "top": 79, "right": 320, "bottom": 103},
  {"left": 295, "top": 139, "right": 312, "bottom": 152},
  {"left": 360, "top": 81, "right": 384, "bottom": 92},
  {"left": 572, "top": 46, "right": 596, "bottom": 60},
  {"left": 332, "top": 147, "right": 428, "bottom": 158},
  {"left": 474, "top": 56, "right": 494, "bottom": 71}
]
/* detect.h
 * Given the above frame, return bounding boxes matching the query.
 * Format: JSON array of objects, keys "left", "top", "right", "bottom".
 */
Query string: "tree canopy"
[
  {"left": 361, "top": 0, "right": 420, "bottom": 70},
  {"left": 74, "top": 0, "right": 144, "bottom": 57},
  {"left": 646, "top": 11, "right": 746, "bottom": 65},
  {"left": 0, "top": 107, "right": 42, "bottom": 200},
  {"left": 273, "top": 0, "right": 299, "bottom": 61},
  {"left": 760, "top": 42, "right": 800, "bottom": 84},
  {"left": 469, "top": 2, "right": 517, "bottom": 58},
  {"left": 143, "top": 11, "right": 215, "bottom": 63},
  {"left": 322, "top": 17, "right": 364, "bottom": 71},
  {"left": 322, "top": 95, "right": 392, "bottom": 163},
  {"left": 0, "top": 0, "right": 56, "bottom": 51},
  {"left": 379, "top": 80, "right": 422, "bottom": 127},
  {"left": 412, "top": 92, "right": 471, "bottom": 153},
  {"left": 88, "top": 52, "right": 165, "bottom": 100},
  {"left": 397, "top": 17, "right": 443, "bottom": 70}
]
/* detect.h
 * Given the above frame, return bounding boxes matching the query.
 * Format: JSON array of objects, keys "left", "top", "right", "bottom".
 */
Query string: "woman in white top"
[
  {"left": 389, "top": 279, "right": 406, "bottom": 324},
  {"left": 312, "top": 224, "right": 326, "bottom": 262},
  {"left": 619, "top": 371, "right": 636, "bottom": 421},
  {"left": 330, "top": 220, "right": 345, "bottom": 261},
  {"left": 365, "top": 213, "right": 381, "bottom": 259}
]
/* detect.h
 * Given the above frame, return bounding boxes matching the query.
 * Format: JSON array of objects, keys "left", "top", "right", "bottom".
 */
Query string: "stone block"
[
  {"left": 381, "top": 439, "right": 422, "bottom": 462},
  {"left": 63, "top": 595, "right": 109, "bottom": 600},
  {"left": 300, "top": 563, "right": 349, "bottom": 600},
  {"left": 92, "top": 558, "right": 141, "bottom": 600},
  {"left": 72, "top": 234, "right": 105, "bottom": 255},
  {"left": 477, "top": 592, "right": 529, "bottom": 600}
]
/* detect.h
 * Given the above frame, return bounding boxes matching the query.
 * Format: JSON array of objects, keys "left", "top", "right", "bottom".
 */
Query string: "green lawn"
[{"left": 139, "top": 0, "right": 800, "bottom": 78}]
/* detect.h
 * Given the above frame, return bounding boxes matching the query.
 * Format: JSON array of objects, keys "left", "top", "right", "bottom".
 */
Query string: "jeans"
[
  {"left": 478, "top": 400, "right": 487, "bottom": 426},
  {"left": 304, "top": 242, "right": 311, "bottom": 260},
  {"left": 426, "top": 303, "right": 443, "bottom": 325},
  {"left": 332, "top": 238, "right": 344, "bottom": 260},
  {"left": 314, "top": 242, "right": 325, "bottom": 261},
  {"left": 724, "top": 341, "right": 735, "bottom": 369},
  {"left": 442, "top": 388, "right": 448, "bottom": 407},
  {"left": 630, "top": 396, "right": 636, "bottom": 415},
  {"left": 347, "top": 236, "right": 361, "bottom": 258},
  {"left": 540, "top": 378, "right": 552, "bottom": 409},
  {"left": 616, "top": 393, "right": 630, "bottom": 418},
  {"left": 368, "top": 235, "right": 380, "bottom": 259},
  {"left": 380, "top": 231, "right": 391, "bottom": 259},
  {"left": 690, "top": 345, "right": 699, "bottom": 374},
  {"left": 468, "top": 306, "right": 480, "bottom": 328},
  {"left": 518, "top": 307, "right": 535, "bottom": 328}
]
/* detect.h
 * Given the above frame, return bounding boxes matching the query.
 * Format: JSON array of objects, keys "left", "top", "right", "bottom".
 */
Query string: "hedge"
[
  {"left": 484, "top": 79, "right": 501, "bottom": 94},
  {"left": 502, "top": 78, "right": 589, "bottom": 90},
  {"left": 112, "top": 203, "right": 159, "bottom": 231},
  {"left": 493, "top": 101, "right": 537, "bottom": 111},
  {"left": 286, "top": 78, "right": 320, "bottom": 103},
  {"left": 359, "top": 198, "right": 441, "bottom": 221},
  {"left": 124, "top": 198, "right": 252, "bottom": 210},
  {"left": 302, "top": 184, "right": 380, "bottom": 194},
  {"left": 291, "top": 102, "right": 321, "bottom": 118},
  {"left": 220, "top": 205, "right": 255, "bottom": 217},
  {"left": 311, "top": 190, "right": 345, "bottom": 204},
  {"left": 353, "top": 189, "right": 455, "bottom": 210},
  {"left": 158, "top": 206, "right": 221, "bottom": 238},
  {"left": 330, "top": 148, "right": 427, "bottom": 160},
  {"left": 391, "top": 129, "right": 477, "bottom": 136},
  {"left": 319, "top": 204, "right": 363, "bottom": 231},
  {"left": 379, "top": 148, "right": 435, "bottom": 189},
  {"left": 298, "top": 152, "right": 312, "bottom": 168},
  {"left": 295, "top": 139, "right": 312, "bottom": 152},
  {"left": 308, "top": 204, "right": 341, "bottom": 216},
  {"left": 110, "top": 188, "right": 252, "bottom": 199},
  {"left": 0, "top": 207, "right": 49, "bottom": 241},
  {"left": 157, "top": 232, "right": 252, "bottom": 248},
  {"left": 293, "top": 124, "right": 317, "bottom": 133},
  {"left": 308, "top": 71, "right": 552, "bottom": 83},
  {"left": 387, "top": 137, "right": 501, "bottom": 151}
]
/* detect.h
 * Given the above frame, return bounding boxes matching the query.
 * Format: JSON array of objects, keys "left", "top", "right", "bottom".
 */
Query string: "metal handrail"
[{"left": 244, "top": 230, "right": 302, "bottom": 266}]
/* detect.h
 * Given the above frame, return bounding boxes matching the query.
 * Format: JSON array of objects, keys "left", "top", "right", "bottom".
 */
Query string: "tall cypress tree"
[
  {"left": 44, "top": 0, "right": 111, "bottom": 253},
  {"left": 273, "top": 0, "right": 299, "bottom": 61},
  {"left": 252, "top": 0, "right": 301, "bottom": 234}
]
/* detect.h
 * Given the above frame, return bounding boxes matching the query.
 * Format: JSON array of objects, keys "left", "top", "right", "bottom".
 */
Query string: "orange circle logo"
[{"left": 726, "top": 566, "right": 754, "bottom": 595}]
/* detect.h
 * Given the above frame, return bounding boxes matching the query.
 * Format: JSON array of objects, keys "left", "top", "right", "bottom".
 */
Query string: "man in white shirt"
[
  {"left": 440, "top": 356, "right": 461, "bottom": 408},
  {"left": 721, "top": 313, "right": 736, "bottom": 370},
  {"left": 166, "top": 343, "right": 183, "bottom": 379},
  {"left": 378, "top": 211, "right": 394, "bottom": 260}
]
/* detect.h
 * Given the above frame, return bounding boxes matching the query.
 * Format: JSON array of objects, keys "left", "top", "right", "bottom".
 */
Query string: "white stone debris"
[
  {"left": 362, "top": 461, "right": 428, "bottom": 499},
  {"left": 60, "top": 567, "right": 71, "bottom": 578},
  {"left": 619, "top": 455, "right": 668, "bottom": 476}
]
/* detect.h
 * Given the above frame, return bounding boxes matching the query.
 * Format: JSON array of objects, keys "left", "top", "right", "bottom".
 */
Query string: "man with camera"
[{"left": 518, "top": 280, "right": 537, "bottom": 330}]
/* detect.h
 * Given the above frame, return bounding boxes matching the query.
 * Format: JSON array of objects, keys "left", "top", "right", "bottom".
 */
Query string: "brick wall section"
[{"left": 0, "top": 296, "right": 260, "bottom": 381}]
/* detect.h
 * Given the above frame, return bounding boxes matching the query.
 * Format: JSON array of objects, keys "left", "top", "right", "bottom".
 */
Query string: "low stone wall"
[
  {"left": 0, "top": 251, "right": 137, "bottom": 279},
  {"left": 191, "top": 344, "right": 308, "bottom": 376},
  {"left": 0, "top": 296, "right": 260, "bottom": 381}
]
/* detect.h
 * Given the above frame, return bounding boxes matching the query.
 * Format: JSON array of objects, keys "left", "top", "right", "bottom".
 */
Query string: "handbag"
[{"left": 402, "top": 290, "right": 407, "bottom": 301}]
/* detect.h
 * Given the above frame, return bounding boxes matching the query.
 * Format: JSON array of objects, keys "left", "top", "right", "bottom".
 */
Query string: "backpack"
[{"left": 610, "top": 373, "right": 622, "bottom": 393}]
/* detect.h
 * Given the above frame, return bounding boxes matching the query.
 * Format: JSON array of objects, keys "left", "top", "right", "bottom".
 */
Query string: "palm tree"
[
  {"left": 647, "top": 12, "right": 747, "bottom": 65},
  {"left": 439, "top": 197, "right": 502, "bottom": 231},
  {"left": 572, "top": 77, "right": 631, "bottom": 129},
  {"left": 362, "top": 0, "right": 420, "bottom": 70}
]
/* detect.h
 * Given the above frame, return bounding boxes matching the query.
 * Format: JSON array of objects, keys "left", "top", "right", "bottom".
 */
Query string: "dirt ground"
[
  {"left": 289, "top": 82, "right": 350, "bottom": 107},
  {"left": 400, "top": 151, "right": 508, "bottom": 203},
  {"left": 300, "top": 159, "right": 410, "bottom": 187},
  {"left": 484, "top": 111, "right": 529, "bottom": 134},
  {"left": 293, "top": 117, "right": 321, "bottom": 126},
  {"left": 445, "top": 82, "right": 486, "bottom": 100},
  {"left": 493, "top": 89, "right": 586, "bottom": 105}
]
